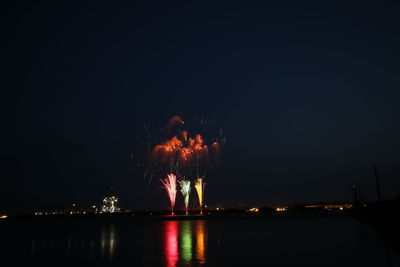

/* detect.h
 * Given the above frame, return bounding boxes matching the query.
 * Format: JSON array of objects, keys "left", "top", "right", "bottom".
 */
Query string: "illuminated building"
[{"left": 101, "top": 196, "right": 120, "bottom": 213}]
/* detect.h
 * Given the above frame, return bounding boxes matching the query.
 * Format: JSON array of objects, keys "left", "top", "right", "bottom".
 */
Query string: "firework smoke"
[
  {"left": 178, "top": 180, "right": 191, "bottom": 215},
  {"left": 194, "top": 178, "right": 205, "bottom": 215},
  {"left": 160, "top": 173, "right": 177, "bottom": 215}
]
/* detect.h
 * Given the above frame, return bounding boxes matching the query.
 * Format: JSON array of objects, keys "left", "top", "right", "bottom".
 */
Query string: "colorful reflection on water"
[
  {"left": 180, "top": 221, "right": 192, "bottom": 263},
  {"left": 164, "top": 220, "right": 179, "bottom": 267},
  {"left": 5, "top": 217, "right": 400, "bottom": 267},
  {"left": 195, "top": 220, "right": 206, "bottom": 265},
  {"left": 163, "top": 220, "right": 207, "bottom": 266}
]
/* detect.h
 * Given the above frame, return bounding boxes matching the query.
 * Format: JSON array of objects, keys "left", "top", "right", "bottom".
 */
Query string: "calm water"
[{"left": 0, "top": 216, "right": 399, "bottom": 266}]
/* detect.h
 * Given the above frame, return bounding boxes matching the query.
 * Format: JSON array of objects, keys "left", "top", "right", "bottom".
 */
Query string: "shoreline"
[{"left": 1, "top": 210, "right": 352, "bottom": 223}]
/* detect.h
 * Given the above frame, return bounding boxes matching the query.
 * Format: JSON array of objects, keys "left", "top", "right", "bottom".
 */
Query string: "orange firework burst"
[
  {"left": 150, "top": 116, "right": 221, "bottom": 178},
  {"left": 151, "top": 132, "right": 216, "bottom": 168}
]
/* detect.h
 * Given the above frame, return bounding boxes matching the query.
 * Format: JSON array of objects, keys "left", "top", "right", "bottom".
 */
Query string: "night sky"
[{"left": 2, "top": 1, "right": 400, "bottom": 214}]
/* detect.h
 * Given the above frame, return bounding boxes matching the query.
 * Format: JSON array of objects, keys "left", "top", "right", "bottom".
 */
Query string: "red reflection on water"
[{"left": 164, "top": 221, "right": 179, "bottom": 267}]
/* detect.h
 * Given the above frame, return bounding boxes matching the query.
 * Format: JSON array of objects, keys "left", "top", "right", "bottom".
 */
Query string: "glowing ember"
[
  {"left": 194, "top": 178, "right": 205, "bottom": 214},
  {"left": 160, "top": 174, "right": 177, "bottom": 215},
  {"left": 178, "top": 180, "right": 191, "bottom": 215}
]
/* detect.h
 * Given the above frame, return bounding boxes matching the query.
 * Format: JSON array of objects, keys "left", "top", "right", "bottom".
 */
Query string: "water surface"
[{"left": 0, "top": 216, "right": 398, "bottom": 266}]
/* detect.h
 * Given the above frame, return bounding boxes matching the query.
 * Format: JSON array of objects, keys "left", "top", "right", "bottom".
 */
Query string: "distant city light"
[
  {"left": 249, "top": 207, "right": 259, "bottom": 213},
  {"left": 305, "top": 204, "right": 351, "bottom": 210}
]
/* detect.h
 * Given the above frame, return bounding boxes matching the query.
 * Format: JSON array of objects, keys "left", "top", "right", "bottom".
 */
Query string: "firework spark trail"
[
  {"left": 194, "top": 178, "right": 205, "bottom": 215},
  {"left": 178, "top": 180, "right": 191, "bottom": 215},
  {"left": 160, "top": 174, "right": 177, "bottom": 215}
]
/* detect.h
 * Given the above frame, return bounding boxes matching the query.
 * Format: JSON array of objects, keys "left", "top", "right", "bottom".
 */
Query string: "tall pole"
[{"left": 374, "top": 166, "right": 382, "bottom": 201}]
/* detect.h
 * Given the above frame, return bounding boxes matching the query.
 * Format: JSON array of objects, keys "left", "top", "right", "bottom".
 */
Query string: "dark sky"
[{"left": 2, "top": 1, "right": 400, "bottom": 214}]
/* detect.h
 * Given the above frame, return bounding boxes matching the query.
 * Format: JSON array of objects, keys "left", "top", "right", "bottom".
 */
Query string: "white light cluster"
[{"left": 101, "top": 196, "right": 120, "bottom": 213}]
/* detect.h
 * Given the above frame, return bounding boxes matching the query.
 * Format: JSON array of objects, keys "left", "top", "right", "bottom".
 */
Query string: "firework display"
[
  {"left": 194, "top": 178, "right": 205, "bottom": 215},
  {"left": 178, "top": 180, "right": 191, "bottom": 215},
  {"left": 135, "top": 115, "right": 224, "bottom": 214},
  {"left": 160, "top": 174, "right": 177, "bottom": 215}
]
